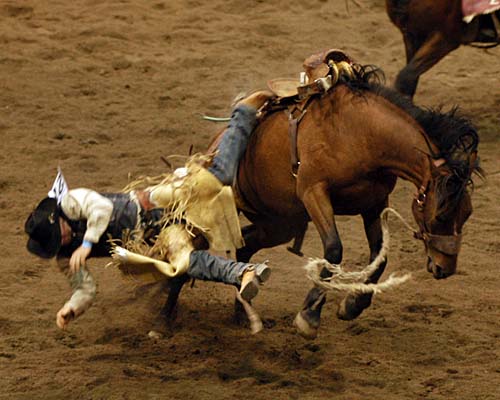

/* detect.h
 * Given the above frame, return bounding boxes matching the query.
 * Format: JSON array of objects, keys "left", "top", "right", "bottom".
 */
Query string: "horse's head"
[{"left": 412, "top": 153, "right": 478, "bottom": 279}]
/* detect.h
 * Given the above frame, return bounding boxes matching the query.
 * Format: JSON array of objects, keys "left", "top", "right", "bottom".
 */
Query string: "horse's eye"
[
  {"left": 435, "top": 213, "right": 448, "bottom": 224},
  {"left": 416, "top": 192, "right": 426, "bottom": 207}
]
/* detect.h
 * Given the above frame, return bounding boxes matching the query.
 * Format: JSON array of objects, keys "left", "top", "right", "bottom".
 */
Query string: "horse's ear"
[
  {"left": 469, "top": 151, "right": 478, "bottom": 170},
  {"left": 432, "top": 158, "right": 446, "bottom": 168},
  {"left": 468, "top": 151, "right": 485, "bottom": 180}
]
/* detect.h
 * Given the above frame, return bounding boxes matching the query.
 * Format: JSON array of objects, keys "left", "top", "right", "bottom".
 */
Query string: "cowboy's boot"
[
  {"left": 236, "top": 90, "right": 275, "bottom": 111},
  {"left": 239, "top": 263, "right": 272, "bottom": 302}
]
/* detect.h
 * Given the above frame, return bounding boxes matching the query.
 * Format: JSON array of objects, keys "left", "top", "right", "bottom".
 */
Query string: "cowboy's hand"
[
  {"left": 56, "top": 303, "right": 75, "bottom": 330},
  {"left": 69, "top": 245, "right": 92, "bottom": 273}
]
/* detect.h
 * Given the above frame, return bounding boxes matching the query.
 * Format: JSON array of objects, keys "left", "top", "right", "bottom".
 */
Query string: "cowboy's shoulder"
[{"left": 60, "top": 188, "right": 104, "bottom": 219}]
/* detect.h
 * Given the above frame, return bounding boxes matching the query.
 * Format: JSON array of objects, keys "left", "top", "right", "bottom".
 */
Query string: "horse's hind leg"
[
  {"left": 161, "top": 274, "right": 190, "bottom": 321},
  {"left": 294, "top": 182, "right": 343, "bottom": 339},
  {"left": 337, "top": 202, "right": 388, "bottom": 320},
  {"left": 235, "top": 224, "right": 262, "bottom": 263},
  {"left": 237, "top": 217, "right": 307, "bottom": 262},
  {"left": 395, "top": 31, "right": 458, "bottom": 98},
  {"left": 234, "top": 217, "right": 306, "bottom": 324}
]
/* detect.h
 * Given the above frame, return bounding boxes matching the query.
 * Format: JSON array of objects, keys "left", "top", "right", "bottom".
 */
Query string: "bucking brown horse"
[
  {"left": 229, "top": 62, "right": 479, "bottom": 339},
  {"left": 386, "top": 0, "right": 499, "bottom": 98},
  {"left": 162, "top": 57, "right": 480, "bottom": 340}
]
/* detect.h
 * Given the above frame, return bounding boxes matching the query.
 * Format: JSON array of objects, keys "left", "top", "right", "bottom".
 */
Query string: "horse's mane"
[{"left": 339, "top": 63, "right": 481, "bottom": 214}]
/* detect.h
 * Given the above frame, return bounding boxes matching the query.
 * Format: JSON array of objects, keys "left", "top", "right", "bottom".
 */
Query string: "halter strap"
[
  {"left": 412, "top": 164, "right": 463, "bottom": 256},
  {"left": 422, "top": 232, "right": 462, "bottom": 256}
]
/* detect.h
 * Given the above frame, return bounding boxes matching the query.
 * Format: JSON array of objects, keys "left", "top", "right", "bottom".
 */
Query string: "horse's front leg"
[
  {"left": 294, "top": 182, "right": 343, "bottom": 339},
  {"left": 337, "top": 201, "right": 388, "bottom": 320}
]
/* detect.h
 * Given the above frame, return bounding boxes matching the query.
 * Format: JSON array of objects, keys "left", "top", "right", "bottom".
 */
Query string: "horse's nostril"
[
  {"left": 427, "top": 257, "right": 433, "bottom": 273},
  {"left": 433, "top": 265, "right": 445, "bottom": 279}
]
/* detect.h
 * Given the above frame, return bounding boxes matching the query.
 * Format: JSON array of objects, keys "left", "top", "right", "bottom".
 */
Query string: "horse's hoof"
[
  {"left": 293, "top": 311, "right": 318, "bottom": 340},
  {"left": 336, "top": 293, "right": 372, "bottom": 321},
  {"left": 233, "top": 299, "right": 248, "bottom": 326},
  {"left": 161, "top": 308, "right": 178, "bottom": 322}
]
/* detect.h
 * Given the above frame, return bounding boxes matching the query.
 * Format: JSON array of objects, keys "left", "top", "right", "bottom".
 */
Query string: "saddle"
[
  {"left": 266, "top": 49, "right": 354, "bottom": 100},
  {"left": 235, "top": 49, "right": 356, "bottom": 215},
  {"left": 239, "top": 49, "right": 356, "bottom": 256},
  {"left": 462, "top": 0, "right": 500, "bottom": 23},
  {"left": 262, "top": 49, "right": 355, "bottom": 180},
  {"left": 475, "top": 11, "right": 500, "bottom": 44},
  {"left": 462, "top": 0, "right": 500, "bottom": 44}
]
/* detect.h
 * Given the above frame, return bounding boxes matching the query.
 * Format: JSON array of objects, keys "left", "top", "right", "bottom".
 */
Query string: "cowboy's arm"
[
  {"left": 61, "top": 189, "right": 113, "bottom": 272},
  {"left": 62, "top": 188, "right": 113, "bottom": 243},
  {"left": 55, "top": 257, "right": 96, "bottom": 329}
]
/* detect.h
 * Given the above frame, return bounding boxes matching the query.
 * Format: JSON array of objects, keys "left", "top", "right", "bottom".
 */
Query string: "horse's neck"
[
  {"left": 380, "top": 125, "right": 435, "bottom": 188},
  {"left": 387, "top": 140, "right": 433, "bottom": 190},
  {"left": 357, "top": 91, "right": 436, "bottom": 189}
]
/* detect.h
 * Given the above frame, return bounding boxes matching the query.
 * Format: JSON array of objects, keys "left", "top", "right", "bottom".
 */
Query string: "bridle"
[{"left": 412, "top": 180, "right": 463, "bottom": 257}]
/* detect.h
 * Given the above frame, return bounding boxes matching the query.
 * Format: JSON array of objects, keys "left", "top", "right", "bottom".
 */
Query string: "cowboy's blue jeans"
[
  {"left": 192, "top": 104, "right": 259, "bottom": 285},
  {"left": 207, "top": 104, "right": 258, "bottom": 185},
  {"left": 188, "top": 250, "right": 249, "bottom": 285}
]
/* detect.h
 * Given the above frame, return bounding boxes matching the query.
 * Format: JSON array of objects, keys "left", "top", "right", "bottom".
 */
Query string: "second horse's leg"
[{"left": 395, "top": 31, "right": 458, "bottom": 98}]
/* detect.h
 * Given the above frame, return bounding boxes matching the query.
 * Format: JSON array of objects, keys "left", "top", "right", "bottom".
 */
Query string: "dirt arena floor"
[{"left": 1, "top": 1, "right": 499, "bottom": 399}]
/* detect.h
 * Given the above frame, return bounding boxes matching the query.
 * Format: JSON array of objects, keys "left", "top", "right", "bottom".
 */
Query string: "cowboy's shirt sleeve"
[{"left": 60, "top": 188, "right": 113, "bottom": 244}]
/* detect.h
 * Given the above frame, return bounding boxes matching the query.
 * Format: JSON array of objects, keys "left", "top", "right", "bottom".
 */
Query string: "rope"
[
  {"left": 380, "top": 207, "right": 418, "bottom": 236},
  {"left": 306, "top": 207, "right": 418, "bottom": 293}
]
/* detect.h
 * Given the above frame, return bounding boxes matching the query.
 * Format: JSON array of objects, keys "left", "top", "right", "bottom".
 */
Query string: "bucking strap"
[
  {"left": 288, "top": 116, "right": 300, "bottom": 177},
  {"left": 287, "top": 104, "right": 309, "bottom": 177}
]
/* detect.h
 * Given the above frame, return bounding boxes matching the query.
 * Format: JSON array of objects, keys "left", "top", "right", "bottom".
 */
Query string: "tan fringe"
[
  {"left": 111, "top": 154, "right": 216, "bottom": 280},
  {"left": 106, "top": 233, "right": 167, "bottom": 285}
]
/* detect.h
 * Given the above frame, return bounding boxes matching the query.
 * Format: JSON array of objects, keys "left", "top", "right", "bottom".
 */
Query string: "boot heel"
[{"left": 240, "top": 271, "right": 259, "bottom": 302}]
